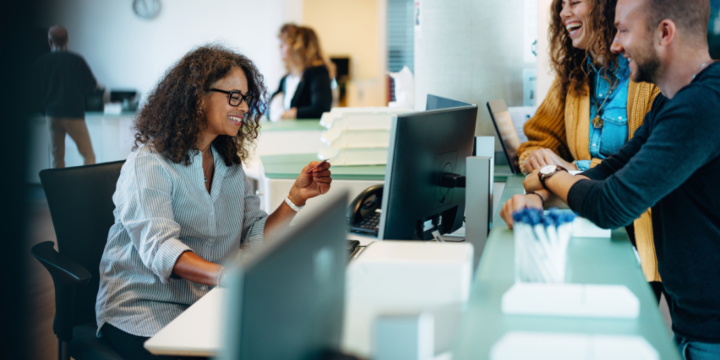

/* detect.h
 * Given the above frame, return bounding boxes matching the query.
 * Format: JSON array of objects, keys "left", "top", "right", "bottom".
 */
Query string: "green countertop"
[
  {"left": 257, "top": 119, "right": 325, "bottom": 132},
  {"left": 451, "top": 175, "right": 680, "bottom": 360},
  {"left": 261, "top": 153, "right": 514, "bottom": 183},
  {"left": 261, "top": 153, "right": 386, "bottom": 181}
]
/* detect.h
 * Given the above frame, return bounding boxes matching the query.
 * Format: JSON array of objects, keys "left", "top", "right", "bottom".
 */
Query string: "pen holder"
[{"left": 512, "top": 208, "right": 575, "bottom": 283}]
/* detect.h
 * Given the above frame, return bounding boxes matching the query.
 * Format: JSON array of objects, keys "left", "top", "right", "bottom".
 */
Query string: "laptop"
[{"left": 487, "top": 99, "right": 523, "bottom": 174}]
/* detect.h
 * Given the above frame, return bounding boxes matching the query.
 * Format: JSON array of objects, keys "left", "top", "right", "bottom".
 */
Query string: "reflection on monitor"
[
  {"left": 487, "top": 99, "right": 522, "bottom": 174},
  {"left": 221, "top": 194, "right": 348, "bottom": 360},
  {"left": 378, "top": 104, "right": 478, "bottom": 240}
]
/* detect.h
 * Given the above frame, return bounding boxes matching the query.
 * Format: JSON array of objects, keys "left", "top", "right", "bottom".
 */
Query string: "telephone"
[{"left": 347, "top": 184, "right": 384, "bottom": 236}]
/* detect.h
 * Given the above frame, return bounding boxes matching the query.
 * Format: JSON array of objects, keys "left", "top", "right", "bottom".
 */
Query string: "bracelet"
[
  {"left": 216, "top": 266, "right": 225, "bottom": 287},
  {"left": 527, "top": 192, "right": 545, "bottom": 208},
  {"left": 285, "top": 196, "right": 305, "bottom": 212}
]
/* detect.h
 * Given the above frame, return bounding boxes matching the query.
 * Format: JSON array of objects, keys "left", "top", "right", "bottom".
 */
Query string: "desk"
[
  {"left": 258, "top": 153, "right": 385, "bottom": 219},
  {"left": 451, "top": 174, "right": 681, "bottom": 360},
  {"left": 27, "top": 112, "right": 137, "bottom": 183}
]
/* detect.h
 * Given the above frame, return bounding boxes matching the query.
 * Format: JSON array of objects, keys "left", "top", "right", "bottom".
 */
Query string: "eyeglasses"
[{"left": 207, "top": 88, "right": 253, "bottom": 107}]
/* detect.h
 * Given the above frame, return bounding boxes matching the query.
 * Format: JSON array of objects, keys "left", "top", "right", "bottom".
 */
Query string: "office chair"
[{"left": 31, "top": 161, "right": 125, "bottom": 360}]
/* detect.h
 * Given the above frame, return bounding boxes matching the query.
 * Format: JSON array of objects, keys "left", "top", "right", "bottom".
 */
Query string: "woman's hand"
[
  {"left": 500, "top": 194, "right": 544, "bottom": 230},
  {"left": 281, "top": 107, "right": 298, "bottom": 120},
  {"left": 523, "top": 168, "right": 545, "bottom": 193},
  {"left": 522, "top": 148, "right": 577, "bottom": 174},
  {"left": 288, "top": 161, "right": 333, "bottom": 205}
]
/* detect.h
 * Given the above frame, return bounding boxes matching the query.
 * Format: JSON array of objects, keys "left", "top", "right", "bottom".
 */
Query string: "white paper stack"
[
  {"left": 318, "top": 107, "right": 414, "bottom": 165},
  {"left": 501, "top": 283, "right": 640, "bottom": 319},
  {"left": 491, "top": 332, "right": 659, "bottom": 360}
]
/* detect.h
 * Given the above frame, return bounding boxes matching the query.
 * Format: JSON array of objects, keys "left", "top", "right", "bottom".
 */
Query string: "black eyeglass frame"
[{"left": 207, "top": 88, "right": 253, "bottom": 107}]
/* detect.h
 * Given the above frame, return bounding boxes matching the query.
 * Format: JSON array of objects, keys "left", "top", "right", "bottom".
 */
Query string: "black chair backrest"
[{"left": 39, "top": 161, "right": 125, "bottom": 327}]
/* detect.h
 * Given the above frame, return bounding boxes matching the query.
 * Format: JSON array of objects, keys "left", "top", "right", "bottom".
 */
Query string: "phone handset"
[{"left": 347, "top": 184, "right": 384, "bottom": 236}]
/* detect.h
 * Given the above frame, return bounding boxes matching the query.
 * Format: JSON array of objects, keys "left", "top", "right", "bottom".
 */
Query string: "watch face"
[{"left": 540, "top": 164, "right": 558, "bottom": 175}]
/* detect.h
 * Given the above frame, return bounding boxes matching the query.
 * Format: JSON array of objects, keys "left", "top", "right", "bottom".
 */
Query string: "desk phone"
[{"left": 347, "top": 184, "right": 383, "bottom": 236}]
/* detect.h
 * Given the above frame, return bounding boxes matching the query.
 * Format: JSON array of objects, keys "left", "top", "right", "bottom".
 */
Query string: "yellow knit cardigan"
[{"left": 518, "top": 77, "right": 662, "bottom": 282}]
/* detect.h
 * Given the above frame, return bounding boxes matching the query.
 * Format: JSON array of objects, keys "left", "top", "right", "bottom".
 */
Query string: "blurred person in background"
[
  {"left": 269, "top": 24, "right": 333, "bottom": 120},
  {"left": 34, "top": 25, "right": 98, "bottom": 168}
]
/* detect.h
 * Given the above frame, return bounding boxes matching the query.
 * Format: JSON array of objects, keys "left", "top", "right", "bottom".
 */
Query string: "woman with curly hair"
[
  {"left": 515, "top": 0, "right": 663, "bottom": 300},
  {"left": 269, "top": 23, "right": 333, "bottom": 120},
  {"left": 94, "top": 45, "right": 332, "bottom": 359}
]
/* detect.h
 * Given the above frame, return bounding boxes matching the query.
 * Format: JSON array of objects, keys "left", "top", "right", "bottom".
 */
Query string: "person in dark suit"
[
  {"left": 270, "top": 24, "right": 333, "bottom": 120},
  {"left": 34, "top": 25, "right": 99, "bottom": 168}
]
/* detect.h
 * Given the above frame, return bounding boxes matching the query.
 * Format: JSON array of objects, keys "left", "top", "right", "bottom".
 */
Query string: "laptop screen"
[{"left": 487, "top": 99, "right": 522, "bottom": 174}]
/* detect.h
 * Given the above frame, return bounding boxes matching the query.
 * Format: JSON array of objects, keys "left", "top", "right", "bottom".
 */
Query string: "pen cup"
[{"left": 512, "top": 208, "right": 575, "bottom": 284}]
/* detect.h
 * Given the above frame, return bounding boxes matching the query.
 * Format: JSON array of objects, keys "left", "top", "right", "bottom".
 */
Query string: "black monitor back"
[
  {"left": 222, "top": 194, "right": 348, "bottom": 360},
  {"left": 379, "top": 105, "right": 478, "bottom": 240},
  {"left": 426, "top": 94, "right": 473, "bottom": 110}
]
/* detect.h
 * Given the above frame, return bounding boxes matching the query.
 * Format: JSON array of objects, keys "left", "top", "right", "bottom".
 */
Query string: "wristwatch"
[{"left": 538, "top": 164, "right": 568, "bottom": 191}]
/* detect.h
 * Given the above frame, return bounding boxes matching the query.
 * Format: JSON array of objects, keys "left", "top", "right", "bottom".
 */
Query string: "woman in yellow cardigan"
[{"left": 517, "top": 0, "right": 663, "bottom": 299}]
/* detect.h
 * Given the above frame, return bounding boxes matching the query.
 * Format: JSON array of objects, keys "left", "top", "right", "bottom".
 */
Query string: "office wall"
[
  {"left": 537, "top": 0, "right": 554, "bottom": 104},
  {"left": 304, "top": 0, "right": 388, "bottom": 107},
  {"left": 414, "top": 0, "right": 530, "bottom": 144},
  {"left": 36, "top": 0, "right": 304, "bottom": 102}
]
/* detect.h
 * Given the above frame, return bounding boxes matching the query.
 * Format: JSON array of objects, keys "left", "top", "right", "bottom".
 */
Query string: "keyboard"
[{"left": 349, "top": 212, "right": 381, "bottom": 236}]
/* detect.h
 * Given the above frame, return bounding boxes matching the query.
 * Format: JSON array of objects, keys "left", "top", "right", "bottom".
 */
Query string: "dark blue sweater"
[
  {"left": 34, "top": 51, "right": 97, "bottom": 118},
  {"left": 568, "top": 62, "right": 720, "bottom": 343}
]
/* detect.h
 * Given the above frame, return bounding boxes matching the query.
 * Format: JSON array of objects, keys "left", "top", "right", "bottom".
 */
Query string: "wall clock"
[{"left": 133, "top": 0, "right": 161, "bottom": 20}]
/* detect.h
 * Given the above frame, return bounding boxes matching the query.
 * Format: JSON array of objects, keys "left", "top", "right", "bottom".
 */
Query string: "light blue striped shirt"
[{"left": 95, "top": 144, "right": 268, "bottom": 337}]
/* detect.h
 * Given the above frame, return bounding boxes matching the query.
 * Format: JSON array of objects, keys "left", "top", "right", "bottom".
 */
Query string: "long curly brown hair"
[
  {"left": 549, "top": 0, "right": 619, "bottom": 97},
  {"left": 134, "top": 45, "right": 267, "bottom": 166}
]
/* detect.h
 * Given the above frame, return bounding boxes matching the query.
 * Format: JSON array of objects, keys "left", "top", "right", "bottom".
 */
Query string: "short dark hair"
[
  {"left": 134, "top": 44, "right": 267, "bottom": 166},
  {"left": 48, "top": 26, "right": 68, "bottom": 46},
  {"left": 644, "top": 0, "right": 710, "bottom": 45}
]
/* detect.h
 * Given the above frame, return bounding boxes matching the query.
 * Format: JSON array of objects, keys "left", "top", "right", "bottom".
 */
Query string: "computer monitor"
[
  {"left": 378, "top": 105, "right": 478, "bottom": 240},
  {"left": 487, "top": 99, "right": 522, "bottom": 174},
  {"left": 426, "top": 94, "right": 473, "bottom": 110},
  {"left": 221, "top": 194, "right": 348, "bottom": 360}
]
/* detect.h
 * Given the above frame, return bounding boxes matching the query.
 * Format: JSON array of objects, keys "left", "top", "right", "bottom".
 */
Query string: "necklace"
[
  {"left": 202, "top": 150, "right": 212, "bottom": 184},
  {"left": 692, "top": 60, "right": 715, "bottom": 80},
  {"left": 203, "top": 161, "right": 211, "bottom": 183},
  {"left": 590, "top": 69, "right": 620, "bottom": 129}
]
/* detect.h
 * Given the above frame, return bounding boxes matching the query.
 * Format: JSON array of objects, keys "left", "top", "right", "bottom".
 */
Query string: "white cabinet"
[{"left": 27, "top": 113, "right": 136, "bottom": 183}]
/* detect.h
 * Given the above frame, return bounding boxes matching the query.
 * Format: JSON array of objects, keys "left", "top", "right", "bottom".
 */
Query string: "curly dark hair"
[
  {"left": 134, "top": 44, "right": 267, "bottom": 166},
  {"left": 548, "top": 0, "right": 619, "bottom": 97}
]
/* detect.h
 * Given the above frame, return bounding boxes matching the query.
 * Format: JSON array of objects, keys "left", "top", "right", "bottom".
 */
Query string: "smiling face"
[
  {"left": 611, "top": 0, "right": 661, "bottom": 83},
  {"left": 560, "top": 0, "right": 595, "bottom": 50},
  {"left": 202, "top": 67, "right": 250, "bottom": 137}
]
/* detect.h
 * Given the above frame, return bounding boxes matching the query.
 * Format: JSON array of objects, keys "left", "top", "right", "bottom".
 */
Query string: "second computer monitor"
[
  {"left": 378, "top": 104, "right": 478, "bottom": 240},
  {"left": 221, "top": 194, "right": 348, "bottom": 360}
]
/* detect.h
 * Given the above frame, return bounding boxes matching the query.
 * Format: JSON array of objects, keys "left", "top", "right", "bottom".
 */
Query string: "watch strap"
[{"left": 539, "top": 165, "right": 568, "bottom": 191}]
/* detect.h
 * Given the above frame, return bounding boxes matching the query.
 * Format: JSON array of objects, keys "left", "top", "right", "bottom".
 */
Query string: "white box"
[
  {"left": 342, "top": 241, "right": 473, "bottom": 357},
  {"left": 501, "top": 283, "right": 639, "bottom": 319},
  {"left": 347, "top": 241, "right": 473, "bottom": 306},
  {"left": 572, "top": 217, "right": 612, "bottom": 238}
]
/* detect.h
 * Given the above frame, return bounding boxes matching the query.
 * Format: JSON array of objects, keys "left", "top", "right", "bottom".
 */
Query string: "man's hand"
[
  {"left": 522, "top": 148, "right": 577, "bottom": 174},
  {"left": 288, "top": 161, "right": 332, "bottom": 206},
  {"left": 500, "top": 194, "right": 544, "bottom": 230}
]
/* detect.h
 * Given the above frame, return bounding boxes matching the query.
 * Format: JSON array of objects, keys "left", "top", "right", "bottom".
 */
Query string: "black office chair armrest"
[
  {"left": 31, "top": 241, "right": 92, "bottom": 342},
  {"left": 31, "top": 241, "right": 92, "bottom": 285}
]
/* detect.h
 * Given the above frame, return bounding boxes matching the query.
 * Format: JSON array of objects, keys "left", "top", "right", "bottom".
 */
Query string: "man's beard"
[{"left": 632, "top": 44, "right": 661, "bottom": 84}]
